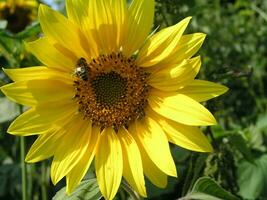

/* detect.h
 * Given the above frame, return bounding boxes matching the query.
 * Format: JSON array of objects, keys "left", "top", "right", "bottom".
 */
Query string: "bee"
[{"left": 75, "top": 57, "right": 90, "bottom": 81}]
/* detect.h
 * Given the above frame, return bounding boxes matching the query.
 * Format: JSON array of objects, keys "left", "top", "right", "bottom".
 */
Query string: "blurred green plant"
[{"left": 0, "top": 0, "right": 267, "bottom": 199}]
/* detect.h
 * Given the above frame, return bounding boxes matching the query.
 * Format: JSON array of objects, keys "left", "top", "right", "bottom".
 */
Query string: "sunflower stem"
[
  {"left": 41, "top": 162, "right": 48, "bottom": 200},
  {"left": 19, "top": 105, "right": 27, "bottom": 200},
  {"left": 20, "top": 136, "right": 27, "bottom": 200},
  {"left": 121, "top": 179, "right": 142, "bottom": 200}
]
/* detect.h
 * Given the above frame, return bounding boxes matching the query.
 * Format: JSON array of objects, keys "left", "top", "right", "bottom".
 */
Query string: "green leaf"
[
  {"left": 0, "top": 97, "right": 20, "bottom": 123},
  {"left": 15, "top": 22, "right": 40, "bottom": 39},
  {"left": 228, "top": 134, "right": 254, "bottom": 162},
  {"left": 182, "top": 177, "right": 240, "bottom": 200},
  {"left": 256, "top": 114, "right": 267, "bottom": 132},
  {"left": 211, "top": 125, "right": 229, "bottom": 139},
  {"left": 181, "top": 192, "right": 222, "bottom": 200},
  {"left": 52, "top": 179, "right": 102, "bottom": 200},
  {"left": 237, "top": 154, "right": 267, "bottom": 199}
]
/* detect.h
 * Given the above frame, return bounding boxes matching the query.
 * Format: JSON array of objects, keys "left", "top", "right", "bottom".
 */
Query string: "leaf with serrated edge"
[
  {"left": 182, "top": 177, "right": 240, "bottom": 200},
  {"left": 52, "top": 179, "right": 102, "bottom": 200}
]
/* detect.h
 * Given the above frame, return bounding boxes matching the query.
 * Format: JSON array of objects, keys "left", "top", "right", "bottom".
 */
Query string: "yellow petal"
[
  {"left": 137, "top": 17, "right": 192, "bottom": 67},
  {"left": 149, "top": 56, "right": 201, "bottom": 91},
  {"left": 118, "top": 127, "right": 147, "bottom": 197},
  {"left": 1, "top": 79, "right": 74, "bottom": 106},
  {"left": 158, "top": 33, "right": 206, "bottom": 66},
  {"left": 143, "top": 153, "right": 168, "bottom": 188},
  {"left": 66, "top": 0, "right": 99, "bottom": 57},
  {"left": 131, "top": 117, "right": 177, "bottom": 177},
  {"left": 24, "top": 0, "right": 38, "bottom": 8},
  {"left": 86, "top": 0, "right": 126, "bottom": 53},
  {"left": 7, "top": 108, "right": 50, "bottom": 136},
  {"left": 65, "top": 0, "right": 89, "bottom": 26},
  {"left": 178, "top": 80, "right": 229, "bottom": 102},
  {"left": 25, "top": 119, "right": 75, "bottom": 162},
  {"left": 110, "top": 0, "right": 127, "bottom": 49},
  {"left": 164, "top": 121, "right": 213, "bottom": 152},
  {"left": 148, "top": 90, "right": 217, "bottom": 126},
  {"left": 130, "top": 121, "right": 168, "bottom": 188},
  {"left": 87, "top": 0, "right": 113, "bottom": 53},
  {"left": 1, "top": 82, "right": 35, "bottom": 106},
  {"left": 147, "top": 108, "right": 213, "bottom": 152},
  {"left": 7, "top": 101, "right": 77, "bottom": 135},
  {"left": 66, "top": 126, "right": 100, "bottom": 194},
  {"left": 38, "top": 4, "right": 89, "bottom": 58},
  {"left": 0, "top": 2, "right": 5, "bottom": 9},
  {"left": 95, "top": 127, "right": 123, "bottom": 200},
  {"left": 51, "top": 116, "right": 91, "bottom": 185},
  {"left": 123, "top": 0, "right": 154, "bottom": 57},
  {"left": 3, "top": 67, "right": 72, "bottom": 82},
  {"left": 26, "top": 37, "right": 77, "bottom": 72}
]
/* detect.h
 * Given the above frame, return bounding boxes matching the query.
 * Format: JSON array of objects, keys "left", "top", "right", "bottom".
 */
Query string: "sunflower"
[
  {"left": 1, "top": 0, "right": 228, "bottom": 199},
  {"left": 0, "top": 0, "right": 38, "bottom": 33}
]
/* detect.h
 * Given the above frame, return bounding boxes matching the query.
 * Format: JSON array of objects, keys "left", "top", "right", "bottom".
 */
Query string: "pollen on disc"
[
  {"left": 73, "top": 53, "right": 150, "bottom": 130},
  {"left": 92, "top": 71, "right": 127, "bottom": 106}
]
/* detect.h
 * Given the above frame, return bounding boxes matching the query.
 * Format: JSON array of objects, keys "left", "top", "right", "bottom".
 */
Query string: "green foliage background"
[{"left": 0, "top": 0, "right": 267, "bottom": 199}]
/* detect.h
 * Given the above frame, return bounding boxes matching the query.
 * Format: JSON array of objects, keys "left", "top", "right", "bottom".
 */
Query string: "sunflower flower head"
[
  {"left": 1, "top": 0, "right": 228, "bottom": 199},
  {"left": 0, "top": 0, "right": 38, "bottom": 33}
]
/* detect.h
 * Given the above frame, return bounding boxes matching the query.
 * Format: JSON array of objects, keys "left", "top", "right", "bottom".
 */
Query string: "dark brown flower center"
[
  {"left": 73, "top": 53, "right": 150, "bottom": 130},
  {"left": 0, "top": 5, "right": 33, "bottom": 33},
  {"left": 92, "top": 71, "right": 127, "bottom": 106}
]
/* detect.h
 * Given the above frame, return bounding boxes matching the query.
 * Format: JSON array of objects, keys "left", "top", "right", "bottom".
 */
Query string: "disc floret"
[{"left": 74, "top": 52, "right": 150, "bottom": 130}]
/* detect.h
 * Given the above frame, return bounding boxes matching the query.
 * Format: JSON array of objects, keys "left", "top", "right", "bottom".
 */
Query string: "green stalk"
[
  {"left": 20, "top": 136, "right": 27, "bottom": 200},
  {"left": 19, "top": 105, "right": 27, "bottom": 200},
  {"left": 41, "top": 162, "right": 48, "bottom": 200}
]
